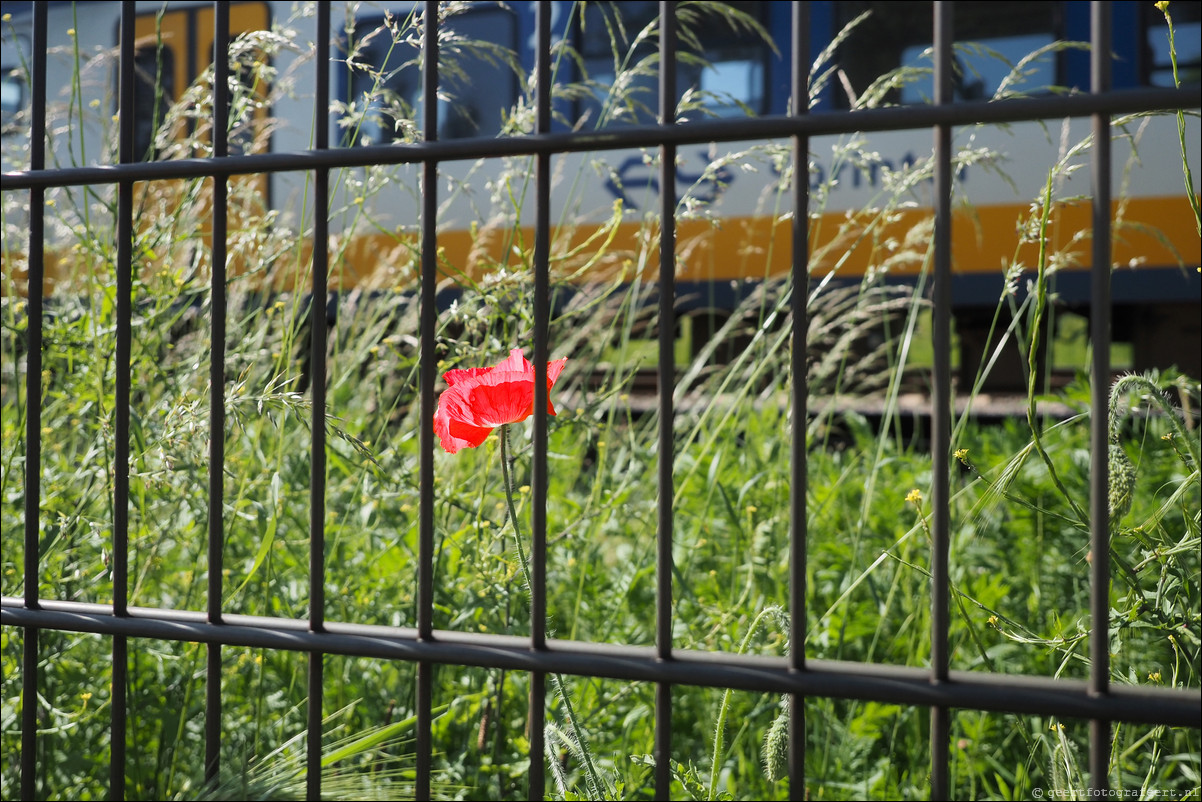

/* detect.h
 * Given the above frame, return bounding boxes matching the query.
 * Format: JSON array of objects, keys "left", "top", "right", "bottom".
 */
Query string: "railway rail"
[{"left": 573, "top": 366, "right": 1197, "bottom": 430}]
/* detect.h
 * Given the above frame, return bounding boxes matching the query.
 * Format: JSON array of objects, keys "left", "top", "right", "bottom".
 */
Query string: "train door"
[
  {"left": 131, "top": 2, "right": 272, "bottom": 285},
  {"left": 132, "top": 2, "right": 271, "bottom": 155}
]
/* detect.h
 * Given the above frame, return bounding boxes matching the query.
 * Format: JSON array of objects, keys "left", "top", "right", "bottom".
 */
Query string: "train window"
[
  {"left": 342, "top": 5, "right": 518, "bottom": 144},
  {"left": 574, "top": 0, "right": 771, "bottom": 126},
  {"left": 897, "top": 31, "right": 1055, "bottom": 103},
  {"left": 128, "top": 3, "right": 271, "bottom": 160},
  {"left": 1145, "top": 1, "right": 1201, "bottom": 87},
  {"left": 831, "top": 1, "right": 1060, "bottom": 108},
  {"left": 1, "top": 70, "right": 23, "bottom": 137},
  {"left": 1, "top": 30, "right": 28, "bottom": 138}
]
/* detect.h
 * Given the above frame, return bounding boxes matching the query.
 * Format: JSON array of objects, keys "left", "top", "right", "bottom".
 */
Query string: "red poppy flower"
[{"left": 434, "top": 348, "right": 568, "bottom": 454}]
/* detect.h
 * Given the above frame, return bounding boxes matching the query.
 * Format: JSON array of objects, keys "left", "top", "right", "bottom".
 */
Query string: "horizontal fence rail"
[
  {"left": 3, "top": 598, "right": 1198, "bottom": 729},
  {"left": 3, "top": 86, "right": 1198, "bottom": 191},
  {"left": 2, "top": 0, "right": 1200, "bottom": 800}
]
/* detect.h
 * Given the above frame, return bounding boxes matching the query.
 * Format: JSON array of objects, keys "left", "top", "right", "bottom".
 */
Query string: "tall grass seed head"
[{"left": 1108, "top": 442, "right": 1137, "bottom": 523}]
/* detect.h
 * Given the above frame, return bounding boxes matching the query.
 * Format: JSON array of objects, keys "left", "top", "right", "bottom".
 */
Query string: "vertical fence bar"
[
  {"left": 205, "top": 2, "right": 230, "bottom": 786},
  {"left": 1089, "top": 1, "right": 1113, "bottom": 791},
  {"left": 111, "top": 4, "right": 137, "bottom": 799},
  {"left": 929, "top": 2, "right": 953, "bottom": 798},
  {"left": 306, "top": 4, "right": 332, "bottom": 799},
  {"left": 789, "top": 3, "right": 810, "bottom": 799},
  {"left": 529, "top": 2, "right": 553, "bottom": 798},
  {"left": 416, "top": 3, "right": 440, "bottom": 799},
  {"left": 655, "top": 3, "right": 677, "bottom": 798},
  {"left": 19, "top": 3, "right": 47, "bottom": 799},
  {"left": 2, "top": 2, "right": 1194, "bottom": 799}
]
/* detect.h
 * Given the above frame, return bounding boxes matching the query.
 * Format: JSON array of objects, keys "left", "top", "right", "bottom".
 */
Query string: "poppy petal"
[
  {"left": 435, "top": 397, "right": 494, "bottom": 453},
  {"left": 545, "top": 357, "right": 568, "bottom": 415},
  {"left": 443, "top": 348, "right": 531, "bottom": 386},
  {"left": 442, "top": 366, "right": 494, "bottom": 387},
  {"left": 491, "top": 348, "right": 532, "bottom": 375},
  {"left": 465, "top": 373, "right": 537, "bottom": 426}
]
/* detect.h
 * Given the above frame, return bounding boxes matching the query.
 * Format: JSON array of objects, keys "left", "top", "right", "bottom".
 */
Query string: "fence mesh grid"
[{"left": 2, "top": 1, "right": 1200, "bottom": 800}]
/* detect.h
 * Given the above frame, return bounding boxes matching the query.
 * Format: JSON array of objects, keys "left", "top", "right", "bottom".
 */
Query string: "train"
[{"left": 2, "top": 0, "right": 1199, "bottom": 384}]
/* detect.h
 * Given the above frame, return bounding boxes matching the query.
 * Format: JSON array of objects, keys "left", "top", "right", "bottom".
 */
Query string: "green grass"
[
  {"left": 2, "top": 262, "right": 1196, "bottom": 800},
  {"left": 2, "top": 3, "right": 1199, "bottom": 800}
]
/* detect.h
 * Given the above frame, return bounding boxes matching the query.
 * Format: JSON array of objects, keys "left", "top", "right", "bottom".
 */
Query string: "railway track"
[{"left": 568, "top": 367, "right": 1198, "bottom": 428}]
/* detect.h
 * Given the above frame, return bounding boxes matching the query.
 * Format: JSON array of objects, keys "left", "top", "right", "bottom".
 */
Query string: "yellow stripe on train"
[{"left": 5, "top": 195, "right": 1198, "bottom": 298}]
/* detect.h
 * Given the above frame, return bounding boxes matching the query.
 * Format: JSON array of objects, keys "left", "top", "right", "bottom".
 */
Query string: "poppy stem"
[
  {"left": 497, "top": 424, "right": 611, "bottom": 799},
  {"left": 500, "top": 423, "right": 533, "bottom": 574}
]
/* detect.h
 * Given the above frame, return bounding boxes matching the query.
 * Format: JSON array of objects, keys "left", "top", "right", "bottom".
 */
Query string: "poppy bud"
[
  {"left": 1108, "top": 442, "right": 1136, "bottom": 523},
  {"left": 762, "top": 705, "right": 789, "bottom": 782}
]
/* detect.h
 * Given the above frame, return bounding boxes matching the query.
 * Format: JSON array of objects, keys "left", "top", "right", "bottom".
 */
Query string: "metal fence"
[{"left": 2, "top": 1, "right": 1199, "bottom": 800}]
